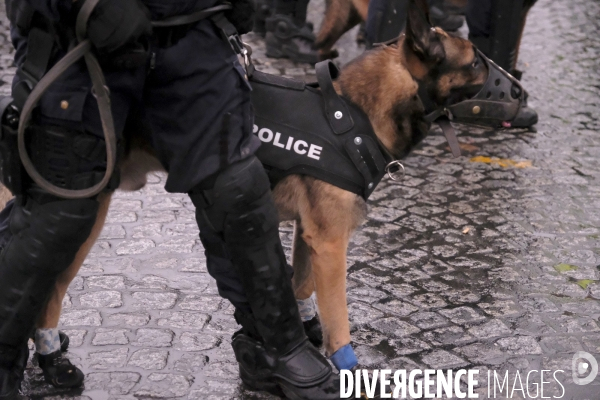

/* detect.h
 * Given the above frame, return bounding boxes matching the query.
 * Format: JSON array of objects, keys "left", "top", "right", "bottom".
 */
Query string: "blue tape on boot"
[{"left": 330, "top": 344, "right": 358, "bottom": 370}]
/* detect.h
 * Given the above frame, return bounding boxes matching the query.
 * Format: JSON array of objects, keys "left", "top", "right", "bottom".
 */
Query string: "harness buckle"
[{"left": 385, "top": 160, "right": 405, "bottom": 181}]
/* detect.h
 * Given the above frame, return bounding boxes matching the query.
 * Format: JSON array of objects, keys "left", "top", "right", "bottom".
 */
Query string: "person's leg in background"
[
  {"left": 466, "top": 0, "right": 539, "bottom": 127},
  {"left": 365, "top": 0, "right": 462, "bottom": 48}
]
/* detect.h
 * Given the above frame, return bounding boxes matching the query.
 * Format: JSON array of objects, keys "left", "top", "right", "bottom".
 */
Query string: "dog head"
[
  {"left": 336, "top": 0, "right": 491, "bottom": 157},
  {"left": 403, "top": 0, "right": 488, "bottom": 109}
]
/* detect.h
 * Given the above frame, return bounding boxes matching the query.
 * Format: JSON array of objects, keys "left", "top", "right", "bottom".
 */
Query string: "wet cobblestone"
[{"left": 1, "top": 0, "right": 600, "bottom": 398}]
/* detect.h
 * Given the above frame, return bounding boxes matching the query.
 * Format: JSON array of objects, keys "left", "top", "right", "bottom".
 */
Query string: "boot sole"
[
  {"left": 241, "top": 366, "right": 337, "bottom": 400},
  {"left": 266, "top": 45, "right": 319, "bottom": 64},
  {"left": 239, "top": 365, "right": 286, "bottom": 398}
]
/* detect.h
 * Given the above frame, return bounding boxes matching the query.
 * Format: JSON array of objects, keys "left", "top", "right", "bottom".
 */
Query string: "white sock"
[
  {"left": 35, "top": 328, "right": 61, "bottom": 355},
  {"left": 297, "top": 294, "right": 317, "bottom": 322}
]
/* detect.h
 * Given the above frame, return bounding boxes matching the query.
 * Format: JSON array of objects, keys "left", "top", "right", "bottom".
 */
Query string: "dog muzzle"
[
  {"left": 425, "top": 49, "right": 526, "bottom": 127},
  {"left": 423, "top": 49, "right": 527, "bottom": 157}
]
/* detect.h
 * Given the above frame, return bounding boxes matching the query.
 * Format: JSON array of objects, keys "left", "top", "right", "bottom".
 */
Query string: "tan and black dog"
[{"left": 2, "top": 0, "right": 489, "bottom": 369}]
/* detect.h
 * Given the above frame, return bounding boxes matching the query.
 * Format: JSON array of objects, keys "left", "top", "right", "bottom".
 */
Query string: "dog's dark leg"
[{"left": 291, "top": 221, "right": 315, "bottom": 299}]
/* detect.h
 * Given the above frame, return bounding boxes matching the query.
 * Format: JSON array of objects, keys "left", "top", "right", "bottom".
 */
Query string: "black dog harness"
[{"left": 250, "top": 61, "right": 395, "bottom": 200}]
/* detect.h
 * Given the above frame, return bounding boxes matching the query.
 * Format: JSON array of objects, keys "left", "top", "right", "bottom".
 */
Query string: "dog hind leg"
[
  {"left": 291, "top": 221, "right": 315, "bottom": 300},
  {"left": 316, "top": 0, "right": 363, "bottom": 59},
  {"left": 36, "top": 192, "right": 112, "bottom": 330}
]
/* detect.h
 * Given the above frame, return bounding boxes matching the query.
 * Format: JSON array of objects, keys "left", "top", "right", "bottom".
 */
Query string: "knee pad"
[
  {"left": 191, "top": 156, "right": 280, "bottom": 245},
  {"left": 0, "top": 193, "right": 99, "bottom": 346}
]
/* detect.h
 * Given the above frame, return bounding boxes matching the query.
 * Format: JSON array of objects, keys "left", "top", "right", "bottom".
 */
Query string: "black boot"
[
  {"left": 509, "top": 90, "right": 538, "bottom": 128},
  {"left": 303, "top": 316, "right": 323, "bottom": 348},
  {"left": 265, "top": 15, "right": 319, "bottom": 63},
  {"left": 36, "top": 351, "right": 84, "bottom": 389},
  {"left": 428, "top": 0, "right": 464, "bottom": 31},
  {"left": 0, "top": 342, "right": 28, "bottom": 399},
  {"left": 233, "top": 332, "right": 342, "bottom": 399}
]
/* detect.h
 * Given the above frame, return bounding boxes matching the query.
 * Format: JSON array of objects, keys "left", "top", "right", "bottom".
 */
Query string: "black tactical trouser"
[{"left": 0, "top": 17, "right": 265, "bottom": 355}]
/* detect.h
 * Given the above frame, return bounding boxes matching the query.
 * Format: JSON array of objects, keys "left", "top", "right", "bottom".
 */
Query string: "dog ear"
[{"left": 405, "top": 0, "right": 445, "bottom": 63}]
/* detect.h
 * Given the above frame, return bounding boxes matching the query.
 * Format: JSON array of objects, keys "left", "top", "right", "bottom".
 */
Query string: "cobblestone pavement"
[{"left": 1, "top": 0, "right": 599, "bottom": 399}]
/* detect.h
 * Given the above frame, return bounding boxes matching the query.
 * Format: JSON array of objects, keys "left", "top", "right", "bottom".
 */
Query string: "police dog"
[{"left": 10, "top": 0, "right": 487, "bottom": 367}]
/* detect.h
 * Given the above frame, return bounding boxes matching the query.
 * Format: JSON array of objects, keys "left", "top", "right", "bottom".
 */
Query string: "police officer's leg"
[
  {"left": 195, "top": 214, "right": 253, "bottom": 316},
  {"left": 365, "top": 0, "right": 408, "bottom": 47},
  {"left": 190, "top": 159, "right": 341, "bottom": 399},
  {"left": 466, "top": 0, "right": 538, "bottom": 127},
  {"left": 0, "top": 186, "right": 100, "bottom": 397},
  {"left": 0, "top": 198, "right": 14, "bottom": 254},
  {"left": 145, "top": 19, "right": 340, "bottom": 399}
]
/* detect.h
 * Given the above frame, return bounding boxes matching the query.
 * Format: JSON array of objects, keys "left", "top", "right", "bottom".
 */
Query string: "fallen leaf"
[
  {"left": 462, "top": 227, "right": 470, "bottom": 234},
  {"left": 576, "top": 279, "right": 596, "bottom": 290},
  {"left": 553, "top": 263, "right": 579, "bottom": 273},
  {"left": 470, "top": 156, "right": 533, "bottom": 169}
]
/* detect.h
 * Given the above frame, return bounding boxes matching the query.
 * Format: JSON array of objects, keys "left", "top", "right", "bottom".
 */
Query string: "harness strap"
[
  {"left": 355, "top": 139, "right": 380, "bottom": 180},
  {"left": 315, "top": 61, "right": 354, "bottom": 134}
]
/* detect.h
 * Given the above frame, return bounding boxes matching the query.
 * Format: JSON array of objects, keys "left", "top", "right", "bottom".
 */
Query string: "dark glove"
[
  {"left": 75, "top": 0, "right": 152, "bottom": 54},
  {"left": 225, "top": 0, "right": 256, "bottom": 35}
]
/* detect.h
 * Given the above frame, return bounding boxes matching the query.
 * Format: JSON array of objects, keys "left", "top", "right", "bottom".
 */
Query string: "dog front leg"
[
  {"left": 37, "top": 192, "right": 112, "bottom": 329},
  {"left": 307, "top": 235, "right": 351, "bottom": 357}
]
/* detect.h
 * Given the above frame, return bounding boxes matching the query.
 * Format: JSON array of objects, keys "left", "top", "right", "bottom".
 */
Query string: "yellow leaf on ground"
[
  {"left": 553, "top": 263, "right": 579, "bottom": 273},
  {"left": 576, "top": 279, "right": 596, "bottom": 289},
  {"left": 470, "top": 156, "right": 533, "bottom": 168}
]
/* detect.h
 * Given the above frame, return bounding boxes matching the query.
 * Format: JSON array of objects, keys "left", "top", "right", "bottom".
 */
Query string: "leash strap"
[
  {"left": 437, "top": 116, "right": 461, "bottom": 157},
  {"left": 18, "top": 0, "right": 117, "bottom": 199}
]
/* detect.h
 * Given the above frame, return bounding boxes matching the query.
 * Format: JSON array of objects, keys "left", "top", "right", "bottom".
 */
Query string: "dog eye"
[{"left": 471, "top": 59, "right": 479, "bottom": 68}]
